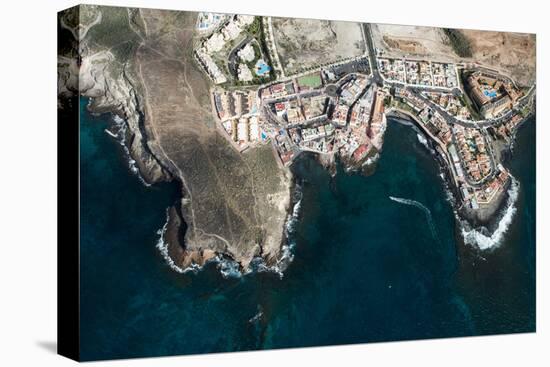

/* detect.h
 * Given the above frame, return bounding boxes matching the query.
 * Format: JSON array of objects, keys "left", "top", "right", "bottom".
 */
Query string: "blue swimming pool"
[
  {"left": 483, "top": 89, "right": 497, "bottom": 98},
  {"left": 256, "top": 60, "right": 271, "bottom": 76}
]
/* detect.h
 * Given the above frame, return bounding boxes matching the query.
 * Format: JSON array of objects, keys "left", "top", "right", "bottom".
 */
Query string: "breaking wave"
[
  {"left": 404, "top": 122, "right": 520, "bottom": 252},
  {"left": 217, "top": 258, "right": 242, "bottom": 278},
  {"left": 459, "top": 177, "right": 519, "bottom": 250},
  {"left": 107, "top": 114, "right": 151, "bottom": 187},
  {"left": 389, "top": 196, "right": 439, "bottom": 241},
  {"left": 362, "top": 152, "right": 380, "bottom": 168},
  {"left": 416, "top": 133, "right": 430, "bottom": 150},
  {"left": 155, "top": 209, "right": 233, "bottom": 276},
  {"left": 154, "top": 184, "right": 303, "bottom": 279},
  {"left": 155, "top": 210, "right": 188, "bottom": 274},
  {"left": 252, "top": 184, "right": 303, "bottom": 279}
]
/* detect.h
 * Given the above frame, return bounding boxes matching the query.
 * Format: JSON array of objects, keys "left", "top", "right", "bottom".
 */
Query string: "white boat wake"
[
  {"left": 389, "top": 196, "right": 439, "bottom": 241},
  {"left": 248, "top": 305, "right": 264, "bottom": 323}
]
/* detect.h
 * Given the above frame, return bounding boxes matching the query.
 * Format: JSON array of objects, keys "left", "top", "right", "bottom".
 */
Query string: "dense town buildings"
[
  {"left": 465, "top": 71, "right": 523, "bottom": 118},
  {"left": 195, "top": 13, "right": 534, "bottom": 217}
]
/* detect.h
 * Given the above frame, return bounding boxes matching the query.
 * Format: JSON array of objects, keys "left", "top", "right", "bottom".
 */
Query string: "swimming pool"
[
  {"left": 255, "top": 59, "right": 271, "bottom": 76},
  {"left": 483, "top": 89, "right": 497, "bottom": 98}
]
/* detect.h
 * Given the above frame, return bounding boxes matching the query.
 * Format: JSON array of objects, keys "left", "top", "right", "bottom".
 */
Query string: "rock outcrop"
[{"left": 58, "top": 5, "right": 292, "bottom": 274}]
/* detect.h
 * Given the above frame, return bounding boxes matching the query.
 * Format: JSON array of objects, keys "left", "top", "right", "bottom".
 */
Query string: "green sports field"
[{"left": 297, "top": 73, "right": 323, "bottom": 89}]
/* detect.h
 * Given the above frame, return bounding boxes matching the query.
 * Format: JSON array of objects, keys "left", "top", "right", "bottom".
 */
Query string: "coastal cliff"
[
  {"left": 60, "top": 5, "right": 535, "bottom": 274},
  {"left": 385, "top": 108, "right": 525, "bottom": 250},
  {"left": 58, "top": 5, "right": 293, "bottom": 274},
  {"left": 80, "top": 52, "right": 172, "bottom": 185}
]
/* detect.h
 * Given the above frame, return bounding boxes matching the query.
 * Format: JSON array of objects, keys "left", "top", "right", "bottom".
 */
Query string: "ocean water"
[{"left": 79, "top": 97, "right": 535, "bottom": 361}]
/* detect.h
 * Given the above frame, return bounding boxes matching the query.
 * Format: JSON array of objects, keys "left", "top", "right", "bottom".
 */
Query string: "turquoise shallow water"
[{"left": 79, "top": 97, "right": 535, "bottom": 361}]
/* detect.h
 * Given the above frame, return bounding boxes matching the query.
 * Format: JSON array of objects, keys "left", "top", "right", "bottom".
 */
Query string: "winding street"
[{"left": 362, "top": 22, "right": 536, "bottom": 131}]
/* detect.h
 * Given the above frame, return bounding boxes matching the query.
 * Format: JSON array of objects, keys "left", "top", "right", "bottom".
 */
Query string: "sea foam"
[
  {"left": 107, "top": 114, "right": 151, "bottom": 187},
  {"left": 459, "top": 177, "right": 520, "bottom": 250},
  {"left": 416, "top": 133, "right": 430, "bottom": 150},
  {"left": 429, "top": 142, "right": 519, "bottom": 252},
  {"left": 154, "top": 184, "right": 303, "bottom": 279},
  {"left": 217, "top": 184, "right": 303, "bottom": 279},
  {"left": 217, "top": 257, "right": 243, "bottom": 278},
  {"left": 155, "top": 210, "right": 187, "bottom": 274},
  {"left": 255, "top": 186, "right": 302, "bottom": 279},
  {"left": 155, "top": 209, "right": 238, "bottom": 276}
]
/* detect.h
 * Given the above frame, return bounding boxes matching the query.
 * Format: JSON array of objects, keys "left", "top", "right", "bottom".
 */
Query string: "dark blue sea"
[{"left": 79, "top": 97, "right": 535, "bottom": 361}]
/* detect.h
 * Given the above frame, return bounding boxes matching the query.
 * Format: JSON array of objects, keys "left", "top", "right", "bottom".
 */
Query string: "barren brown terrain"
[
  {"left": 461, "top": 29, "right": 535, "bottom": 86},
  {"left": 135, "top": 9, "right": 292, "bottom": 270},
  {"left": 371, "top": 24, "right": 535, "bottom": 86},
  {"left": 272, "top": 18, "right": 365, "bottom": 75},
  {"left": 371, "top": 24, "right": 456, "bottom": 59},
  {"left": 58, "top": 6, "right": 535, "bottom": 275},
  {"left": 59, "top": 6, "right": 291, "bottom": 271}
]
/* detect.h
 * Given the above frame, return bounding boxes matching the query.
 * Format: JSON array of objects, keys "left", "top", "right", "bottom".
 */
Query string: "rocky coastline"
[
  {"left": 59, "top": 5, "right": 534, "bottom": 277},
  {"left": 80, "top": 69, "right": 294, "bottom": 275},
  {"left": 58, "top": 6, "right": 296, "bottom": 276},
  {"left": 159, "top": 167, "right": 301, "bottom": 276},
  {"left": 82, "top": 63, "right": 172, "bottom": 185},
  {"left": 385, "top": 109, "right": 511, "bottom": 231}
]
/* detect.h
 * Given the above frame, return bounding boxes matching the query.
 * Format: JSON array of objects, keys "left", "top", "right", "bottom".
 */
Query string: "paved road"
[
  {"left": 361, "top": 22, "right": 537, "bottom": 131},
  {"left": 408, "top": 86, "right": 535, "bottom": 130},
  {"left": 260, "top": 21, "right": 536, "bottom": 173},
  {"left": 450, "top": 131, "right": 497, "bottom": 188},
  {"left": 265, "top": 17, "right": 285, "bottom": 78},
  {"left": 227, "top": 36, "right": 252, "bottom": 78},
  {"left": 363, "top": 23, "right": 383, "bottom": 86}
]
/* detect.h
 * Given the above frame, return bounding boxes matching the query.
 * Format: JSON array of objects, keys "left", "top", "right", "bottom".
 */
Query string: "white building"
[{"left": 238, "top": 63, "right": 253, "bottom": 82}]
